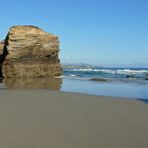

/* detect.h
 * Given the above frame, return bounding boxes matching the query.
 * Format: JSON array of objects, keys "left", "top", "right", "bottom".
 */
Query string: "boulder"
[{"left": 2, "top": 26, "right": 62, "bottom": 77}]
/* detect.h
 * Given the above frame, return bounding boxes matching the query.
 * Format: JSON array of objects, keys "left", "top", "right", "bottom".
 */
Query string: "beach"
[
  {"left": 0, "top": 0, "right": 148, "bottom": 147},
  {"left": 0, "top": 90, "right": 148, "bottom": 148}
]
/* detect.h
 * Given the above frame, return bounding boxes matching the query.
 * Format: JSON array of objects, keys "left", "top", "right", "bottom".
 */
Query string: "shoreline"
[
  {"left": 0, "top": 90, "right": 148, "bottom": 148},
  {"left": 0, "top": 87, "right": 147, "bottom": 101},
  {"left": 1, "top": 86, "right": 148, "bottom": 104},
  {"left": 0, "top": 76, "right": 148, "bottom": 99}
]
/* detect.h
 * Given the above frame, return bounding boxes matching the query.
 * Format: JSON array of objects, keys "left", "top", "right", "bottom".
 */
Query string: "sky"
[{"left": 0, "top": 0, "right": 148, "bottom": 66}]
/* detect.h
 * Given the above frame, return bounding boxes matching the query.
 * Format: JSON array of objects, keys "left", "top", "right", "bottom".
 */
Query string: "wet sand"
[{"left": 0, "top": 90, "right": 148, "bottom": 148}]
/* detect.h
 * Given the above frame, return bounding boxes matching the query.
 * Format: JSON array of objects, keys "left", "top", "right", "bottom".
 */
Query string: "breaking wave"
[
  {"left": 70, "top": 68, "right": 148, "bottom": 75},
  {"left": 63, "top": 67, "right": 148, "bottom": 82}
]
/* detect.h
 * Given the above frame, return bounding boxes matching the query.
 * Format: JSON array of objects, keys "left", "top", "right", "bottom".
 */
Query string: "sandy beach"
[{"left": 0, "top": 90, "right": 147, "bottom": 148}]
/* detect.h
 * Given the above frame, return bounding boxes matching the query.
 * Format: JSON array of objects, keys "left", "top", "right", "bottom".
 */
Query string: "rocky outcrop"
[{"left": 1, "top": 26, "right": 62, "bottom": 78}]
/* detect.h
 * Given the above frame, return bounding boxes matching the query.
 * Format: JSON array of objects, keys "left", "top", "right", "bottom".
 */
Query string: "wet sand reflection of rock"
[{"left": 4, "top": 77, "right": 62, "bottom": 90}]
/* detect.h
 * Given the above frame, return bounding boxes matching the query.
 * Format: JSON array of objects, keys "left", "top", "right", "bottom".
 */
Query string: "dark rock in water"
[
  {"left": 1, "top": 25, "right": 62, "bottom": 78},
  {"left": 90, "top": 78, "right": 108, "bottom": 82},
  {"left": 145, "top": 74, "right": 148, "bottom": 80},
  {"left": 126, "top": 75, "right": 134, "bottom": 78}
]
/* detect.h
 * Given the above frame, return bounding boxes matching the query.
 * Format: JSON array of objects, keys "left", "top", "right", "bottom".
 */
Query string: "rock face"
[
  {"left": 0, "top": 41, "right": 4, "bottom": 77},
  {"left": 0, "top": 42, "right": 4, "bottom": 54},
  {"left": 1, "top": 26, "right": 62, "bottom": 77},
  {"left": 4, "top": 77, "right": 62, "bottom": 90}
]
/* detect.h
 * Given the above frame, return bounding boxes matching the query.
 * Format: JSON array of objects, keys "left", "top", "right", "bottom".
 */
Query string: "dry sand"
[{"left": 0, "top": 90, "right": 148, "bottom": 148}]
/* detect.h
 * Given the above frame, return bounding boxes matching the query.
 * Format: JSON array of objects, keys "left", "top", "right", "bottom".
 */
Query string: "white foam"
[
  {"left": 71, "top": 68, "right": 148, "bottom": 75},
  {"left": 116, "top": 69, "right": 148, "bottom": 75},
  {"left": 70, "top": 74, "right": 77, "bottom": 77},
  {"left": 73, "top": 68, "right": 93, "bottom": 71},
  {"left": 72, "top": 68, "right": 115, "bottom": 74}
]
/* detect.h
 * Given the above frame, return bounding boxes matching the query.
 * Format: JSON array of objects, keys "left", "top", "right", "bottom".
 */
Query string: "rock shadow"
[{"left": 0, "top": 35, "right": 9, "bottom": 77}]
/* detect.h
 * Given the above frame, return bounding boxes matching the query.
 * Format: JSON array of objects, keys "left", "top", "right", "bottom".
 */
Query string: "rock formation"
[
  {"left": 1, "top": 26, "right": 62, "bottom": 78},
  {"left": 0, "top": 41, "right": 4, "bottom": 54},
  {"left": 0, "top": 41, "right": 4, "bottom": 77},
  {"left": 4, "top": 77, "right": 62, "bottom": 90}
]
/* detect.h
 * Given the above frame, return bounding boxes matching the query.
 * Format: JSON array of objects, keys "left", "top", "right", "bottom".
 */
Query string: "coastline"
[
  {"left": 0, "top": 90, "right": 148, "bottom": 148},
  {"left": 1, "top": 77, "right": 148, "bottom": 99}
]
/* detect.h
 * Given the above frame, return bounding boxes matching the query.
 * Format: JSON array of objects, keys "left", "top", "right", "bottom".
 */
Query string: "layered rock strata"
[
  {"left": 0, "top": 41, "right": 4, "bottom": 77},
  {"left": 1, "top": 26, "right": 62, "bottom": 78},
  {"left": 0, "top": 42, "right": 4, "bottom": 54},
  {"left": 4, "top": 77, "right": 62, "bottom": 90}
]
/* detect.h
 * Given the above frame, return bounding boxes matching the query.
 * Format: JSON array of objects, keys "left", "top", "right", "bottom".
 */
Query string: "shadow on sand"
[{"left": 138, "top": 99, "right": 148, "bottom": 104}]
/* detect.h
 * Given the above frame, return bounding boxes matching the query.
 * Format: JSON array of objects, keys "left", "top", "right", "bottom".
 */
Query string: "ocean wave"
[
  {"left": 116, "top": 69, "right": 148, "bottom": 75},
  {"left": 70, "top": 68, "right": 148, "bottom": 75},
  {"left": 73, "top": 68, "right": 93, "bottom": 71},
  {"left": 62, "top": 74, "right": 80, "bottom": 79},
  {"left": 72, "top": 68, "right": 116, "bottom": 74}
]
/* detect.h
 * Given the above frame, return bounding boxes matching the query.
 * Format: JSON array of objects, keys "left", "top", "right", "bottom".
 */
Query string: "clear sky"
[{"left": 0, "top": 0, "right": 148, "bottom": 66}]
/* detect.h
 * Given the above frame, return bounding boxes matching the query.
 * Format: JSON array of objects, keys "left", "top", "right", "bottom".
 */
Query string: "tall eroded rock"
[
  {"left": 2, "top": 26, "right": 62, "bottom": 77},
  {"left": 0, "top": 42, "right": 4, "bottom": 77},
  {"left": 0, "top": 41, "right": 4, "bottom": 55}
]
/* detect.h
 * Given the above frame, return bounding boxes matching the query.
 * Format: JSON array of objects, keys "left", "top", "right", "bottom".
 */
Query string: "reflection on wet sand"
[{"left": 4, "top": 77, "right": 62, "bottom": 90}]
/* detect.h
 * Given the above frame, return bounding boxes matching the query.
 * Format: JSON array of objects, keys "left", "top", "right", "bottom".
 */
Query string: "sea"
[
  {"left": 0, "top": 67, "right": 148, "bottom": 102},
  {"left": 61, "top": 67, "right": 148, "bottom": 102}
]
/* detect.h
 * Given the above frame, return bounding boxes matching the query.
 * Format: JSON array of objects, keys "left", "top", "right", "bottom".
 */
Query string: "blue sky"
[{"left": 0, "top": 0, "right": 148, "bottom": 66}]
